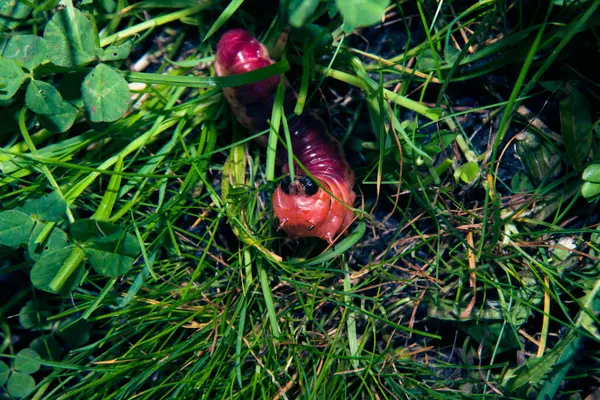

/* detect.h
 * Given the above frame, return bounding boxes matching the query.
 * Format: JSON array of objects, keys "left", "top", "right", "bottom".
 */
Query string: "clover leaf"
[
  {"left": 2, "top": 35, "right": 47, "bottom": 70},
  {"left": 82, "top": 64, "right": 130, "bottom": 122},
  {"left": 0, "top": 57, "right": 25, "bottom": 100},
  {"left": 43, "top": 5, "right": 96, "bottom": 67}
]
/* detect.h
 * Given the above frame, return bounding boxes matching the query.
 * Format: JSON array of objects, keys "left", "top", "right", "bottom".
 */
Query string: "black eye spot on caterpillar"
[
  {"left": 215, "top": 29, "right": 357, "bottom": 243},
  {"left": 280, "top": 176, "right": 319, "bottom": 196}
]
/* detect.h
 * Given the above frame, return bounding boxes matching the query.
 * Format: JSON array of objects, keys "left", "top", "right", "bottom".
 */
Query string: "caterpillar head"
[{"left": 273, "top": 175, "right": 353, "bottom": 243}]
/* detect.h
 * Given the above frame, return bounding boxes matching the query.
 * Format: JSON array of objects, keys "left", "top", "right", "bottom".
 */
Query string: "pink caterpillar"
[{"left": 215, "top": 29, "right": 356, "bottom": 243}]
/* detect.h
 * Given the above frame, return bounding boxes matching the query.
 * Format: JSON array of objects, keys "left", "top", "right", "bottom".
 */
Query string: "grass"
[{"left": 1, "top": 0, "right": 600, "bottom": 399}]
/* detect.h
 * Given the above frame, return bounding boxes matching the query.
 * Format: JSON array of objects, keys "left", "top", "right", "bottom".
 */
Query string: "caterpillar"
[{"left": 215, "top": 29, "right": 356, "bottom": 243}]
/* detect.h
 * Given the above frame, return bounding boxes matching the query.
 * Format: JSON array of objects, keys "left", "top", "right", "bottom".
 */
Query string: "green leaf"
[
  {"left": 98, "top": 0, "right": 117, "bottom": 13},
  {"left": 28, "top": 223, "right": 68, "bottom": 261},
  {"left": 37, "top": 73, "right": 84, "bottom": 133},
  {"left": 19, "top": 191, "right": 68, "bottom": 222},
  {"left": 0, "top": 210, "right": 35, "bottom": 247},
  {"left": 453, "top": 161, "right": 480, "bottom": 184},
  {"left": 203, "top": 0, "right": 244, "bottom": 42},
  {"left": 97, "top": 39, "right": 133, "bottom": 62},
  {"left": 38, "top": 104, "right": 79, "bottom": 133},
  {"left": 30, "top": 245, "right": 86, "bottom": 294},
  {"left": 423, "top": 131, "right": 457, "bottom": 155},
  {"left": 582, "top": 164, "right": 600, "bottom": 183},
  {"left": 85, "top": 247, "right": 135, "bottom": 277},
  {"left": 70, "top": 219, "right": 139, "bottom": 276},
  {"left": 43, "top": 6, "right": 96, "bottom": 67},
  {"left": 337, "top": 0, "right": 390, "bottom": 33},
  {"left": 0, "top": 0, "right": 32, "bottom": 31},
  {"left": 0, "top": 361, "right": 9, "bottom": 386},
  {"left": 444, "top": 45, "right": 460, "bottom": 65},
  {"left": 327, "top": 1, "right": 338, "bottom": 18},
  {"left": 511, "top": 170, "right": 534, "bottom": 193},
  {"left": 416, "top": 48, "right": 437, "bottom": 70},
  {"left": 30, "top": 335, "right": 62, "bottom": 361},
  {"left": 288, "top": 0, "right": 320, "bottom": 27},
  {"left": 26, "top": 79, "right": 74, "bottom": 115},
  {"left": 539, "top": 80, "right": 572, "bottom": 97},
  {"left": 14, "top": 348, "right": 41, "bottom": 374},
  {"left": 7, "top": 371, "right": 35, "bottom": 398},
  {"left": 57, "top": 318, "right": 91, "bottom": 348},
  {"left": 582, "top": 181, "right": 600, "bottom": 199},
  {"left": 82, "top": 64, "right": 130, "bottom": 122},
  {"left": 18, "top": 299, "right": 53, "bottom": 330},
  {"left": 560, "top": 88, "right": 592, "bottom": 168},
  {"left": 0, "top": 57, "right": 25, "bottom": 100},
  {"left": 2, "top": 34, "right": 47, "bottom": 70},
  {"left": 70, "top": 219, "right": 139, "bottom": 257},
  {"left": 290, "top": 24, "right": 333, "bottom": 48}
]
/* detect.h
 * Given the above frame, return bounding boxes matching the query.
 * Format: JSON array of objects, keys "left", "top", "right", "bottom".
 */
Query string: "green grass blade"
[{"left": 203, "top": 0, "right": 245, "bottom": 42}]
